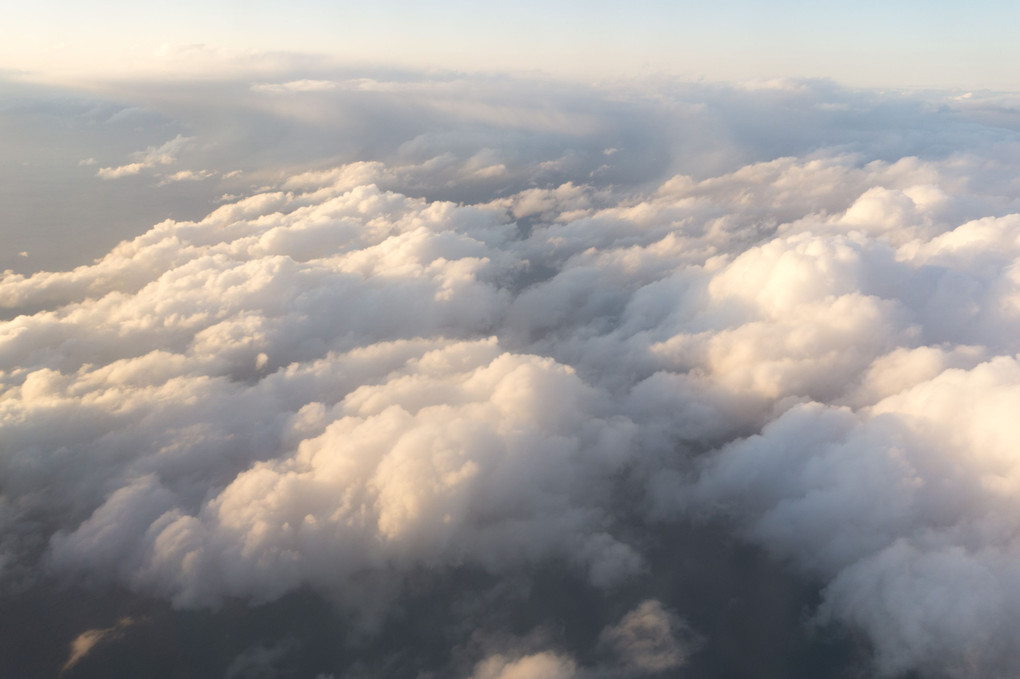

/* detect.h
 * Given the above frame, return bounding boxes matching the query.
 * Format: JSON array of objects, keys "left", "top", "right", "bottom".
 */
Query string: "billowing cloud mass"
[{"left": 4, "top": 75, "right": 1020, "bottom": 678}]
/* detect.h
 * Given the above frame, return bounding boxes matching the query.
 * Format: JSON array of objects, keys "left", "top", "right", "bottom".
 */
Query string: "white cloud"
[
  {"left": 46, "top": 341, "right": 641, "bottom": 607},
  {"left": 96, "top": 161, "right": 146, "bottom": 179},
  {"left": 5, "top": 78, "right": 1020, "bottom": 677},
  {"left": 158, "top": 169, "right": 216, "bottom": 185},
  {"left": 96, "top": 135, "right": 194, "bottom": 180}
]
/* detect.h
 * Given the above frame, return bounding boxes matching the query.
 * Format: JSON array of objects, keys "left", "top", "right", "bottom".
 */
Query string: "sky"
[
  {"left": 4, "top": 0, "right": 1020, "bottom": 89},
  {"left": 5, "top": 4, "right": 1020, "bottom": 679}
]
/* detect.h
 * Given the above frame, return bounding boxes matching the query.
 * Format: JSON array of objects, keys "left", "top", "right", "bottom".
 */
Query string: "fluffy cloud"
[
  {"left": 691, "top": 357, "right": 1020, "bottom": 675},
  {"left": 2, "top": 178, "right": 641, "bottom": 616},
  {"left": 46, "top": 342, "right": 642, "bottom": 607},
  {"left": 5, "top": 78, "right": 1020, "bottom": 678}
]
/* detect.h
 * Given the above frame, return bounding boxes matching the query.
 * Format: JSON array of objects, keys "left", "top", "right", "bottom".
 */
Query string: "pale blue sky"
[{"left": 5, "top": 1, "right": 1019, "bottom": 89}]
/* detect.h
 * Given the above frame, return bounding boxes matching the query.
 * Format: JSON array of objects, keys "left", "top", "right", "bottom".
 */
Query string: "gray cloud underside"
[{"left": 4, "top": 76, "right": 1020, "bottom": 678}]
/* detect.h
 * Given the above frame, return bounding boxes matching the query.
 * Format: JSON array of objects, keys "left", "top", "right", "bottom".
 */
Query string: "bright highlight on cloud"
[
  {"left": 4, "top": 75, "right": 1020, "bottom": 678},
  {"left": 96, "top": 135, "right": 193, "bottom": 180}
]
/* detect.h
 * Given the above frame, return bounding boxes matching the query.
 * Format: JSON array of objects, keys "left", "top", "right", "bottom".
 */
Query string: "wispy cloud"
[{"left": 96, "top": 134, "right": 193, "bottom": 180}]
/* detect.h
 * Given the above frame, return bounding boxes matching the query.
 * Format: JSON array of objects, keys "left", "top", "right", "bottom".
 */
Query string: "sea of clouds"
[{"left": 4, "top": 72, "right": 1020, "bottom": 677}]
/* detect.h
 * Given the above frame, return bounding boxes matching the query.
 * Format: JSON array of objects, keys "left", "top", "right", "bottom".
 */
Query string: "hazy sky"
[{"left": 5, "top": 0, "right": 1020, "bottom": 89}]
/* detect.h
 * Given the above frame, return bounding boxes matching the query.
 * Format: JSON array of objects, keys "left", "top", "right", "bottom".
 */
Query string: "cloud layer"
[{"left": 5, "top": 77, "right": 1020, "bottom": 677}]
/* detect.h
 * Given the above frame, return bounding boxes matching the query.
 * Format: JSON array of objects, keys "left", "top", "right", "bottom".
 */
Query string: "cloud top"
[{"left": 5, "top": 80, "right": 1020, "bottom": 677}]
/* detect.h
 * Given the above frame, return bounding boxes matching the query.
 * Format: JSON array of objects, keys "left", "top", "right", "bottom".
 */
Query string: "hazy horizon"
[{"left": 6, "top": 0, "right": 1020, "bottom": 91}]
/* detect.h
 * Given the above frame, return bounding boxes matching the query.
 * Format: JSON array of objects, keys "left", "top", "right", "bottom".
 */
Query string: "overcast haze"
[{"left": 4, "top": 4, "right": 1020, "bottom": 679}]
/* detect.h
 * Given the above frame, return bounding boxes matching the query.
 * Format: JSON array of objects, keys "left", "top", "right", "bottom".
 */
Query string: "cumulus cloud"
[
  {"left": 5, "top": 76, "right": 1020, "bottom": 678},
  {"left": 690, "top": 359, "right": 1020, "bottom": 675},
  {"left": 1, "top": 178, "right": 641, "bottom": 615},
  {"left": 46, "top": 342, "right": 642, "bottom": 607}
]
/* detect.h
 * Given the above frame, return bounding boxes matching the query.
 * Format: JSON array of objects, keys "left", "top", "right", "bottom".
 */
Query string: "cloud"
[
  {"left": 61, "top": 617, "right": 137, "bottom": 674},
  {"left": 599, "top": 600, "right": 702, "bottom": 674},
  {"left": 224, "top": 637, "right": 300, "bottom": 679},
  {"left": 1, "top": 176, "right": 641, "bottom": 615},
  {"left": 46, "top": 342, "right": 642, "bottom": 607},
  {"left": 251, "top": 79, "right": 340, "bottom": 94},
  {"left": 5, "top": 76, "right": 1020, "bottom": 677},
  {"left": 157, "top": 169, "right": 216, "bottom": 185},
  {"left": 96, "top": 162, "right": 146, "bottom": 179},
  {"left": 96, "top": 135, "right": 193, "bottom": 180},
  {"left": 470, "top": 651, "right": 577, "bottom": 679}
]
